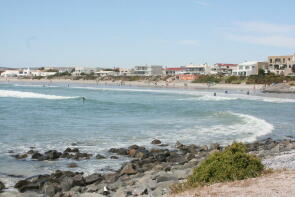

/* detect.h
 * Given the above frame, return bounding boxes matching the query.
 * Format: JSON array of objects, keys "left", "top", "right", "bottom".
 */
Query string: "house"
[
  {"left": 232, "top": 61, "right": 267, "bottom": 76},
  {"left": 133, "top": 65, "right": 163, "bottom": 76},
  {"left": 211, "top": 63, "right": 238, "bottom": 75},
  {"left": 95, "top": 70, "right": 116, "bottom": 77},
  {"left": 31, "top": 70, "right": 57, "bottom": 77},
  {"left": 165, "top": 67, "right": 185, "bottom": 76},
  {"left": 0, "top": 69, "right": 20, "bottom": 77},
  {"left": 184, "top": 63, "right": 211, "bottom": 75},
  {"left": 268, "top": 53, "right": 295, "bottom": 75},
  {"left": 72, "top": 67, "right": 96, "bottom": 76}
]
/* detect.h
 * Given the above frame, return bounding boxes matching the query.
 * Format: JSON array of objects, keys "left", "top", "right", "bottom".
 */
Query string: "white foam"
[
  {"left": 195, "top": 112, "right": 274, "bottom": 143},
  {"left": 0, "top": 90, "right": 78, "bottom": 100},
  {"left": 71, "top": 86, "right": 295, "bottom": 103}
]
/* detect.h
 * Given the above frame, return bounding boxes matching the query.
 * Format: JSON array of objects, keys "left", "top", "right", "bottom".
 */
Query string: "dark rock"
[
  {"left": 110, "top": 156, "right": 118, "bottom": 159},
  {"left": 31, "top": 152, "right": 44, "bottom": 160},
  {"left": 72, "top": 174, "right": 85, "bottom": 186},
  {"left": 0, "top": 181, "right": 5, "bottom": 192},
  {"left": 96, "top": 154, "right": 106, "bottom": 159},
  {"left": 156, "top": 175, "right": 178, "bottom": 183},
  {"left": 13, "top": 154, "right": 28, "bottom": 159},
  {"left": 128, "top": 145, "right": 139, "bottom": 150},
  {"left": 64, "top": 148, "right": 79, "bottom": 153},
  {"left": 84, "top": 173, "right": 103, "bottom": 185},
  {"left": 109, "top": 148, "right": 128, "bottom": 155},
  {"left": 151, "top": 139, "right": 161, "bottom": 145},
  {"left": 15, "top": 180, "right": 40, "bottom": 193},
  {"left": 45, "top": 150, "right": 62, "bottom": 160}
]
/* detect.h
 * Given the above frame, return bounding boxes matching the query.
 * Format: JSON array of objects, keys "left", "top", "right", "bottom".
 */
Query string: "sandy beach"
[{"left": 0, "top": 78, "right": 264, "bottom": 91}]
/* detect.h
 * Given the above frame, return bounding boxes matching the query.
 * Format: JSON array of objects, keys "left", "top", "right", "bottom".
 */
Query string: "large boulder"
[
  {"left": 45, "top": 150, "right": 62, "bottom": 160},
  {"left": 31, "top": 152, "right": 44, "bottom": 160},
  {"left": 60, "top": 177, "right": 74, "bottom": 191}
]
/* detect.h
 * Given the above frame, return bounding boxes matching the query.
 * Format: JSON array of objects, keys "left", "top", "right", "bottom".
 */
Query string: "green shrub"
[
  {"left": 192, "top": 75, "right": 222, "bottom": 83},
  {"left": 187, "top": 142, "right": 264, "bottom": 186}
]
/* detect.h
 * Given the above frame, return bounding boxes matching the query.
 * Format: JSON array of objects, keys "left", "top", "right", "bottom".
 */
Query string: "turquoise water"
[{"left": 0, "top": 81, "right": 295, "bottom": 187}]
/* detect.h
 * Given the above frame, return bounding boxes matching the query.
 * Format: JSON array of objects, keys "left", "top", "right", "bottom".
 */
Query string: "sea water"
[{"left": 0, "top": 81, "right": 295, "bottom": 188}]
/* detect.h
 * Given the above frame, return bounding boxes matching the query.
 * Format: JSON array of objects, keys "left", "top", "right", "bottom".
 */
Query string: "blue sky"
[{"left": 0, "top": 0, "right": 295, "bottom": 68}]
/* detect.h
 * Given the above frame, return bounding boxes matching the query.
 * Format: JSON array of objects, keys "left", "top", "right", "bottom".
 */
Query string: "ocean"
[{"left": 0, "top": 81, "right": 295, "bottom": 188}]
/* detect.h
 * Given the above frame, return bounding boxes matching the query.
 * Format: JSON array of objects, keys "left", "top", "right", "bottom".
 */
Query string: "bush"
[
  {"left": 192, "top": 75, "right": 222, "bottom": 83},
  {"left": 188, "top": 142, "right": 264, "bottom": 186}
]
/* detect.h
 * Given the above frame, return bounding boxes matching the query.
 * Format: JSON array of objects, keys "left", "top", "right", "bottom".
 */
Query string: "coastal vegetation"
[
  {"left": 192, "top": 73, "right": 295, "bottom": 85},
  {"left": 171, "top": 142, "right": 265, "bottom": 193}
]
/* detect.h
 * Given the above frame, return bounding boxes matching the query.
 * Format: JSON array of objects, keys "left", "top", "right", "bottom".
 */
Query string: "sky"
[{"left": 0, "top": 0, "right": 295, "bottom": 68}]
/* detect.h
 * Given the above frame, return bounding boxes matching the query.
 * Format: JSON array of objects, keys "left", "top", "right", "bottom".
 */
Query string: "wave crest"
[{"left": 0, "top": 90, "right": 78, "bottom": 100}]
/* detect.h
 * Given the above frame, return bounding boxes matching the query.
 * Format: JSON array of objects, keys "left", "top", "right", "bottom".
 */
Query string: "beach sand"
[
  {"left": 0, "top": 78, "right": 263, "bottom": 91},
  {"left": 168, "top": 170, "right": 295, "bottom": 197}
]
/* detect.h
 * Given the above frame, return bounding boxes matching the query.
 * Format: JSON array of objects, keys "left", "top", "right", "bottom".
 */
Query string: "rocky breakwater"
[{"left": 5, "top": 138, "right": 295, "bottom": 197}]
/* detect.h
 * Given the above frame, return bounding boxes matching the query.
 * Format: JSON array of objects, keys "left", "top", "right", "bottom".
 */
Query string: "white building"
[
  {"left": 31, "top": 71, "right": 57, "bottom": 77},
  {"left": 232, "top": 61, "right": 258, "bottom": 76},
  {"left": 0, "top": 70, "right": 20, "bottom": 77},
  {"left": 72, "top": 67, "right": 96, "bottom": 76},
  {"left": 184, "top": 63, "right": 211, "bottom": 75},
  {"left": 211, "top": 63, "right": 238, "bottom": 75},
  {"left": 133, "top": 65, "right": 163, "bottom": 76}
]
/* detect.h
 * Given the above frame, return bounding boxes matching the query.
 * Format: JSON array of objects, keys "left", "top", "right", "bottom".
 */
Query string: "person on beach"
[
  {"left": 82, "top": 97, "right": 86, "bottom": 104},
  {"left": 225, "top": 90, "right": 228, "bottom": 94},
  {"left": 247, "top": 91, "right": 250, "bottom": 95},
  {"left": 214, "top": 92, "right": 216, "bottom": 96}
]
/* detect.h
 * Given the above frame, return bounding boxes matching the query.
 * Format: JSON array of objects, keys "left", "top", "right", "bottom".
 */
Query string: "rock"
[
  {"left": 109, "top": 148, "right": 128, "bottom": 155},
  {"left": 64, "top": 148, "right": 79, "bottom": 153},
  {"left": 67, "top": 163, "right": 78, "bottom": 168},
  {"left": 95, "top": 154, "right": 106, "bottom": 159},
  {"left": 103, "top": 173, "right": 119, "bottom": 183},
  {"left": 134, "top": 149, "right": 150, "bottom": 160},
  {"left": 13, "top": 154, "right": 28, "bottom": 159},
  {"left": 72, "top": 174, "right": 85, "bottom": 186},
  {"left": 60, "top": 177, "right": 74, "bottom": 191},
  {"left": 210, "top": 143, "right": 221, "bottom": 150},
  {"left": 200, "top": 145, "right": 208, "bottom": 151},
  {"left": 128, "top": 145, "right": 139, "bottom": 150},
  {"left": 42, "top": 182, "right": 61, "bottom": 197},
  {"left": 151, "top": 139, "right": 161, "bottom": 145},
  {"left": 156, "top": 175, "right": 178, "bottom": 183},
  {"left": 27, "top": 150, "right": 36, "bottom": 154},
  {"left": 84, "top": 173, "right": 103, "bottom": 185},
  {"left": 120, "top": 163, "right": 137, "bottom": 175},
  {"left": 0, "top": 181, "right": 5, "bottom": 192},
  {"left": 110, "top": 156, "right": 118, "bottom": 159},
  {"left": 31, "top": 152, "right": 43, "bottom": 160},
  {"left": 44, "top": 150, "right": 62, "bottom": 160}
]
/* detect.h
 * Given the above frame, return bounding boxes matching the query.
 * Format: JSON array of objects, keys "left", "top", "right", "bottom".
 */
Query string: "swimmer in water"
[{"left": 82, "top": 97, "right": 86, "bottom": 104}]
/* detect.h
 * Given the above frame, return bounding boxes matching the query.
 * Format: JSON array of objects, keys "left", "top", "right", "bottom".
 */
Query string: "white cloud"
[
  {"left": 225, "top": 21, "right": 295, "bottom": 48},
  {"left": 178, "top": 40, "right": 199, "bottom": 46},
  {"left": 193, "top": 0, "right": 209, "bottom": 6}
]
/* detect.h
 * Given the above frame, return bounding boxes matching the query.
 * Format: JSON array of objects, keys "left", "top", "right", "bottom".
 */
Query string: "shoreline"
[
  {"left": 1, "top": 138, "right": 295, "bottom": 197},
  {"left": 0, "top": 78, "right": 263, "bottom": 91}
]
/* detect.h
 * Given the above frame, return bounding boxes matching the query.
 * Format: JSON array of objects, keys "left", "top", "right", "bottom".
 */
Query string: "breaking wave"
[{"left": 0, "top": 90, "right": 79, "bottom": 100}]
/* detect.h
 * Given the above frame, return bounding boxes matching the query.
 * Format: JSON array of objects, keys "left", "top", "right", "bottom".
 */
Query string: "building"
[
  {"left": 133, "top": 65, "right": 163, "bottom": 76},
  {"left": 165, "top": 67, "right": 185, "bottom": 76},
  {"left": 268, "top": 53, "right": 295, "bottom": 75},
  {"left": 184, "top": 63, "right": 211, "bottom": 75},
  {"left": 31, "top": 70, "right": 57, "bottom": 77},
  {"left": 232, "top": 61, "right": 267, "bottom": 76},
  {"left": 72, "top": 67, "right": 96, "bottom": 76},
  {"left": 211, "top": 63, "right": 238, "bottom": 75},
  {"left": 0, "top": 69, "right": 20, "bottom": 77}
]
